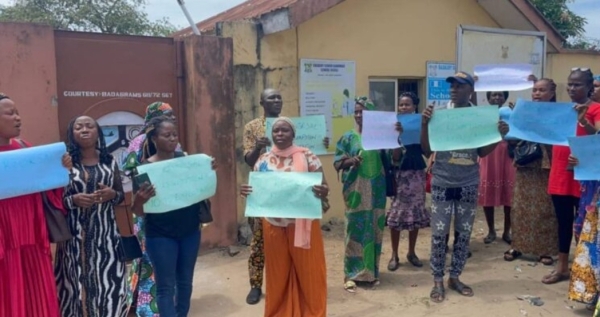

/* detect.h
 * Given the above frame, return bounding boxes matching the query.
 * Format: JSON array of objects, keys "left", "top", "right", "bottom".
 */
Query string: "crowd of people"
[{"left": 0, "top": 67, "right": 599, "bottom": 317}]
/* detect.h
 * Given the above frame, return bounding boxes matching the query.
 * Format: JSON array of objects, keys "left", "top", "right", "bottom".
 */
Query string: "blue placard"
[
  {"left": 505, "top": 99, "right": 577, "bottom": 145},
  {"left": 397, "top": 114, "right": 421, "bottom": 145},
  {"left": 568, "top": 134, "right": 600, "bottom": 181}
]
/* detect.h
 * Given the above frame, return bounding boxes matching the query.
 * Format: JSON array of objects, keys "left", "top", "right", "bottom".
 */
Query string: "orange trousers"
[{"left": 262, "top": 219, "right": 327, "bottom": 317}]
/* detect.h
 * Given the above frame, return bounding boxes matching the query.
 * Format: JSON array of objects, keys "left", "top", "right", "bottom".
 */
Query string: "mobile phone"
[{"left": 134, "top": 173, "right": 152, "bottom": 187}]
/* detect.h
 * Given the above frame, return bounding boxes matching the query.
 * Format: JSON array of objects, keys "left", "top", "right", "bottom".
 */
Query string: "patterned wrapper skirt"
[{"left": 386, "top": 169, "right": 430, "bottom": 231}]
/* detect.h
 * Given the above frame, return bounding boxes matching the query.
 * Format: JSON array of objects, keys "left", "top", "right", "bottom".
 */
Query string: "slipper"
[
  {"left": 539, "top": 256, "right": 554, "bottom": 266},
  {"left": 504, "top": 249, "right": 522, "bottom": 261},
  {"left": 344, "top": 281, "right": 357, "bottom": 293},
  {"left": 448, "top": 279, "right": 474, "bottom": 297},
  {"left": 542, "top": 271, "right": 569, "bottom": 284},
  {"left": 430, "top": 284, "right": 445, "bottom": 303},
  {"left": 407, "top": 254, "right": 423, "bottom": 267},
  {"left": 388, "top": 256, "right": 400, "bottom": 271},
  {"left": 502, "top": 233, "right": 512, "bottom": 245},
  {"left": 484, "top": 232, "right": 497, "bottom": 244}
]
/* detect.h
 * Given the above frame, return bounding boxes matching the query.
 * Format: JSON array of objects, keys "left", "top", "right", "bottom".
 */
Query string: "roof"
[{"left": 173, "top": 0, "right": 298, "bottom": 37}]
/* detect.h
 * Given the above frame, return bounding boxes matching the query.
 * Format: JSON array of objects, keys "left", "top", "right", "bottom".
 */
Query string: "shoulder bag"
[{"left": 514, "top": 141, "right": 543, "bottom": 166}]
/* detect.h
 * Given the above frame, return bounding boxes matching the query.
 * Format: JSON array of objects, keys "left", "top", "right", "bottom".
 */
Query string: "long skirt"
[{"left": 387, "top": 169, "right": 430, "bottom": 231}]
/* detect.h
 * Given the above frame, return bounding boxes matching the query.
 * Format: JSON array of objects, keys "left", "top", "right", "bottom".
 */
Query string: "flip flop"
[
  {"left": 388, "top": 256, "right": 400, "bottom": 271},
  {"left": 448, "top": 279, "right": 474, "bottom": 297},
  {"left": 502, "top": 233, "right": 512, "bottom": 245},
  {"left": 542, "top": 271, "right": 569, "bottom": 284},
  {"left": 504, "top": 249, "right": 522, "bottom": 261},
  {"left": 430, "top": 284, "right": 445, "bottom": 303},
  {"left": 344, "top": 281, "right": 357, "bottom": 293},
  {"left": 407, "top": 254, "right": 423, "bottom": 267},
  {"left": 539, "top": 256, "right": 554, "bottom": 266},
  {"left": 484, "top": 232, "right": 497, "bottom": 244}
]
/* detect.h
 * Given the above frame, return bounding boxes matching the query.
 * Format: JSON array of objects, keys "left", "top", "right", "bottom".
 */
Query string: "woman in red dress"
[
  {"left": 0, "top": 93, "right": 70, "bottom": 317},
  {"left": 543, "top": 69, "right": 600, "bottom": 284}
]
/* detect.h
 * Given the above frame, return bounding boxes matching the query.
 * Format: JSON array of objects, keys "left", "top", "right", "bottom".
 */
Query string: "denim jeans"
[{"left": 146, "top": 229, "right": 201, "bottom": 317}]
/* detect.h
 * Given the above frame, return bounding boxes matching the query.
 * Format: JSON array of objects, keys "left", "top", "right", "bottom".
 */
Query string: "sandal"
[
  {"left": 407, "top": 253, "right": 423, "bottom": 268},
  {"left": 448, "top": 279, "right": 474, "bottom": 297},
  {"left": 344, "top": 280, "right": 357, "bottom": 293},
  {"left": 542, "top": 271, "right": 569, "bottom": 285},
  {"left": 484, "top": 232, "right": 497, "bottom": 244},
  {"left": 504, "top": 249, "right": 522, "bottom": 261},
  {"left": 587, "top": 303, "right": 597, "bottom": 311},
  {"left": 430, "top": 283, "right": 445, "bottom": 303},
  {"left": 388, "top": 256, "right": 400, "bottom": 271},
  {"left": 539, "top": 256, "right": 554, "bottom": 266},
  {"left": 502, "top": 233, "right": 512, "bottom": 245}
]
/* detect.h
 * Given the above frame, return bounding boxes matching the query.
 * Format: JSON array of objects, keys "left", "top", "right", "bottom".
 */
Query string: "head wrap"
[
  {"left": 354, "top": 96, "right": 375, "bottom": 110},
  {"left": 272, "top": 116, "right": 296, "bottom": 135},
  {"left": 145, "top": 102, "right": 173, "bottom": 122}
]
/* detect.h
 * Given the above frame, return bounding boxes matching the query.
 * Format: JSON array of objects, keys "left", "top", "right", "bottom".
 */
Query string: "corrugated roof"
[{"left": 174, "top": 0, "right": 299, "bottom": 37}]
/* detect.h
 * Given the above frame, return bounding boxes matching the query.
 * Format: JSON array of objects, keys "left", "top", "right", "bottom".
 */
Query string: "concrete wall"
[
  {"left": 0, "top": 22, "right": 59, "bottom": 145},
  {"left": 547, "top": 52, "right": 600, "bottom": 101}
]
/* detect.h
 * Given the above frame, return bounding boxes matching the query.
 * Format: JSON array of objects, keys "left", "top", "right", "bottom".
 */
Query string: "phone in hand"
[{"left": 134, "top": 173, "right": 152, "bottom": 187}]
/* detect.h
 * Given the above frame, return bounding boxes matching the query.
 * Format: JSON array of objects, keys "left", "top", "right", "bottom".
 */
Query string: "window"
[
  {"left": 369, "top": 78, "right": 422, "bottom": 113},
  {"left": 369, "top": 79, "right": 397, "bottom": 112}
]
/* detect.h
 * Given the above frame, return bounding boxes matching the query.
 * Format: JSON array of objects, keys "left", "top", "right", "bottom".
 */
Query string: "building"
[{"left": 175, "top": 0, "right": 600, "bottom": 222}]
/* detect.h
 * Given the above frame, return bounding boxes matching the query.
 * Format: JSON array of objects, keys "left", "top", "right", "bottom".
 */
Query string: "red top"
[{"left": 548, "top": 103, "right": 600, "bottom": 196}]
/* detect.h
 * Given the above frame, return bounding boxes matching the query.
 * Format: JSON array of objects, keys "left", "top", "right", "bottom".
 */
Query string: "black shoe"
[{"left": 246, "top": 288, "right": 262, "bottom": 305}]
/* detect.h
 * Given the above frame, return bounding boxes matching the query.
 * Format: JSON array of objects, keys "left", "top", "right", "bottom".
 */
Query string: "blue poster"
[
  {"left": 397, "top": 114, "right": 421, "bottom": 145},
  {"left": 568, "top": 135, "right": 600, "bottom": 181},
  {"left": 426, "top": 62, "right": 456, "bottom": 109},
  {"left": 0, "top": 142, "right": 70, "bottom": 200},
  {"left": 505, "top": 99, "right": 577, "bottom": 145}
]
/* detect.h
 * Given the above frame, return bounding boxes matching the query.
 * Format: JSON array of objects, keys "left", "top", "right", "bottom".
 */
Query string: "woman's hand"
[
  {"left": 508, "top": 102, "right": 515, "bottom": 109},
  {"left": 211, "top": 158, "right": 218, "bottom": 170},
  {"left": 422, "top": 105, "right": 434, "bottom": 126},
  {"left": 312, "top": 184, "right": 329, "bottom": 201},
  {"left": 240, "top": 184, "right": 253, "bottom": 198},
  {"left": 395, "top": 122, "right": 403, "bottom": 133},
  {"left": 568, "top": 155, "right": 579, "bottom": 167},
  {"left": 94, "top": 183, "right": 116, "bottom": 204},
  {"left": 528, "top": 74, "right": 538, "bottom": 82},
  {"left": 73, "top": 193, "right": 96, "bottom": 208},
  {"left": 322, "top": 137, "right": 330, "bottom": 148},
  {"left": 574, "top": 104, "right": 589, "bottom": 125},
  {"left": 61, "top": 153, "right": 73, "bottom": 170},
  {"left": 498, "top": 121, "right": 509, "bottom": 136},
  {"left": 346, "top": 155, "right": 363, "bottom": 169},
  {"left": 135, "top": 183, "right": 156, "bottom": 205}
]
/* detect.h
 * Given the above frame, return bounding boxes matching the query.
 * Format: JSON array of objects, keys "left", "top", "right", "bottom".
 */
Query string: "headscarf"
[
  {"left": 355, "top": 96, "right": 375, "bottom": 110},
  {"left": 145, "top": 102, "right": 173, "bottom": 123},
  {"left": 270, "top": 117, "right": 313, "bottom": 249}
]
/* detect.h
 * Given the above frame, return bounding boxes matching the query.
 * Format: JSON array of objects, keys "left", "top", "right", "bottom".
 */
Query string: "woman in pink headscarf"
[{"left": 240, "top": 117, "right": 330, "bottom": 317}]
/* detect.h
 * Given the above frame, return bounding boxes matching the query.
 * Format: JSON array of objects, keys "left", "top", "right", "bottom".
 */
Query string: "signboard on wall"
[
  {"left": 426, "top": 61, "right": 456, "bottom": 109},
  {"left": 457, "top": 25, "right": 545, "bottom": 105},
  {"left": 299, "top": 59, "right": 356, "bottom": 154}
]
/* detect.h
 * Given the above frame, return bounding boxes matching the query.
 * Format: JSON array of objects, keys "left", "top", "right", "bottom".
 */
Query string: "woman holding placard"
[
  {"left": 131, "top": 116, "right": 217, "bottom": 317},
  {"left": 55, "top": 116, "right": 127, "bottom": 317},
  {"left": 240, "top": 117, "right": 330, "bottom": 317},
  {"left": 387, "top": 92, "right": 429, "bottom": 270},
  {"left": 564, "top": 69, "right": 600, "bottom": 309},
  {"left": 334, "top": 97, "right": 388, "bottom": 292},
  {"left": 504, "top": 78, "right": 558, "bottom": 266},
  {"left": 0, "top": 93, "right": 72, "bottom": 317},
  {"left": 478, "top": 91, "right": 515, "bottom": 245},
  {"left": 544, "top": 69, "right": 600, "bottom": 286}
]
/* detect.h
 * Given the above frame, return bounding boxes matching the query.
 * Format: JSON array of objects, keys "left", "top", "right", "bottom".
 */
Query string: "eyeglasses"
[{"left": 572, "top": 67, "right": 591, "bottom": 72}]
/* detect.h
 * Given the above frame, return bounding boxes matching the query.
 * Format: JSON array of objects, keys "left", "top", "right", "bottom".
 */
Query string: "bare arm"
[
  {"left": 420, "top": 105, "right": 433, "bottom": 158},
  {"left": 244, "top": 147, "right": 262, "bottom": 167}
]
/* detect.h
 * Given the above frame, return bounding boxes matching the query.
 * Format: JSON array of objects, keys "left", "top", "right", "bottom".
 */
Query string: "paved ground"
[{"left": 187, "top": 210, "right": 591, "bottom": 317}]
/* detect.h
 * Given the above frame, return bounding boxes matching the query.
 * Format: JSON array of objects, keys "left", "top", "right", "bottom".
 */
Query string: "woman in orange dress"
[
  {"left": 240, "top": 117, "right": 330, "bottom": 317},
  {"left": 0, "top": 93, "right": 71, "bottom": 317}
]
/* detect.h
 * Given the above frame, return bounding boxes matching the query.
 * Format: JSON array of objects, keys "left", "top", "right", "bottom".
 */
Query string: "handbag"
[
  {"left": 514, "top": 141, "right": 543, "bottom": 166},
  {"left": 120, "top": 210, "right": 143, "bottom": 262},
  {"left": 199, "top": 199, "right": 213, "bottom": 224},
  {"left": 14, "top": 138, "right": 73, "bottom": 243}
]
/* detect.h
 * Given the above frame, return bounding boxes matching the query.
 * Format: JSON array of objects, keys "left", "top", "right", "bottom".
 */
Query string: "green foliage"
[{"left": 0, "top": 0, "right": 177, "bottom": 36}]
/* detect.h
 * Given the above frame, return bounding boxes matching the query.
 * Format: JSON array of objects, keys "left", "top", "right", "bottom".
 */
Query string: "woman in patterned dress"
[
  {"left": 387, "top": 92, "right": 429, "bottom": 270},
  {"left": 55, "top": 116, "right": 127, "bottom": 317},
  {"left": 566, "top": 70, "right": 600, "bottom": 309},
  {"left": 503, "top": 78, "right": 558, "bottom": 265},
  {"left": 124, "top": 102, "right": 181, "bottom": 317},
  {"left": 240, "top": 117, "right": 330, "bottom": 317},
  {"left": 334, "top": 97, "right": 387, "bottom": 292}
]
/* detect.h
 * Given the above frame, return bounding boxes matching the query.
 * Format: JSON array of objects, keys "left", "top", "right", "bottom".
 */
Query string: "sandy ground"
[{"left": 186, "top": 209, "right": 591, "bottom": 317}]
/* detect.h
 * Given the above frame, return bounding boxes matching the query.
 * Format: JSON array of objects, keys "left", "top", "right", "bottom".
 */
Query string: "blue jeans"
[{"left": 146, "top": 230, "right": 201, "bottom": 317}]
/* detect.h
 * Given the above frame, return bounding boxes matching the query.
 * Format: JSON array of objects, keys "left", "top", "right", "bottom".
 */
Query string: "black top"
[
  {"left": 400, "top": 144, "right": 426, "bottom": 171},
  {"left": 134, "top": 152, "right": 201, "bottom": 239}
]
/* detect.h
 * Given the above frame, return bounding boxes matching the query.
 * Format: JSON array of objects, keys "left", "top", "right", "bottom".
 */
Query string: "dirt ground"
[{"left": 188, "top": 209, "right": 591, "bottom": 317}]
